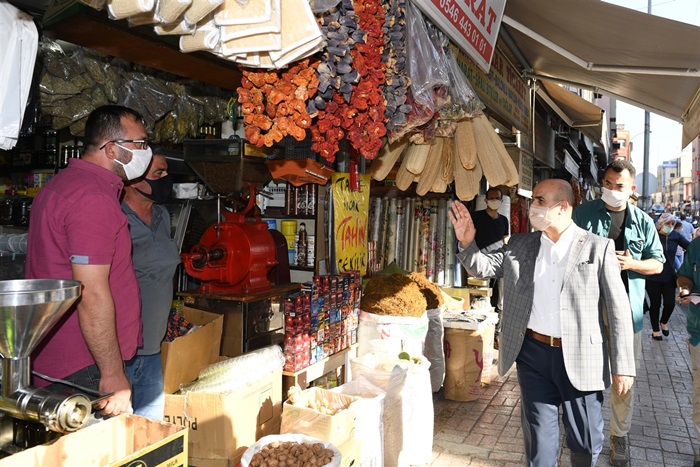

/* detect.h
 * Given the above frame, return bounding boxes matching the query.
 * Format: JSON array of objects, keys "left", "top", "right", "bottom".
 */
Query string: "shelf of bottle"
[
  {"left": 290, "top": 265, "right": 315, "bottom": 272},
  {"left": 263, "top": 211, "right": 316, "bottom": 220}
]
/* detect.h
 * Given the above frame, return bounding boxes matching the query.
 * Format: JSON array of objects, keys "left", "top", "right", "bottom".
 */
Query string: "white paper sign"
[{"left": 413, "top": 0, "right": 507, "bottom": 72}]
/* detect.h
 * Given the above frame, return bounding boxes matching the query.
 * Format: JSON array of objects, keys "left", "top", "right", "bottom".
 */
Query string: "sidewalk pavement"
[{"left": 429, "top": 303, "right": 697, "bottom": 466}]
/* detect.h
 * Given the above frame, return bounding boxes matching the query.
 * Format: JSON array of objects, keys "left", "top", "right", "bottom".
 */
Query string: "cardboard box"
[
  {"left": 164, "top": 368, "right": 282, "bottom": 466},
  {"left": 0, "top": 414, "right": 186, "bottom": 466},
  {"left": 161, "top": 306, "right": 224, "bottom": 394},
  {"left": 281, "top": 387, "right": 358, "bottom": 447},
  {"left": 338, "top": 438, "right": 362, "bottom": 467},
  {"left": 188, "top": 458, "right": 233, "bottom": 467}
]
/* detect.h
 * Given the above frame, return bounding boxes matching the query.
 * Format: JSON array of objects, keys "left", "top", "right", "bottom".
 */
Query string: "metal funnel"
[{"left": 0, "top": 279, "right": 81, "bottom": 359}]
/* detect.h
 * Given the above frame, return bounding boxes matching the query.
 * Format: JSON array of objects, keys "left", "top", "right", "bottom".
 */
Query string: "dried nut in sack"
[{"left": 249, "top": 441, "right": 334, "bottom": 467}]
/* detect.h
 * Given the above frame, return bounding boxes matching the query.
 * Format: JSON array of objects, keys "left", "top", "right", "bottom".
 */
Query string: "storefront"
[{"left": 1, "top": 0, "right": 699, "bottom": 465}]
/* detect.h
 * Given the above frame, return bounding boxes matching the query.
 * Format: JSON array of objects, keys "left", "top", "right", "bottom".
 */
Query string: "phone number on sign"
[{"left": 433, "top": 0, "right": 490, "bottom": 57}]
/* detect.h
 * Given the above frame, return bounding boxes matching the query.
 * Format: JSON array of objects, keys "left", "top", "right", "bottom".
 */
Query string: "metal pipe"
[
  {"left": 641, "top": 0, "right": 652, "bottom": 211},
  {"left": 1, "top": 358, "right": 29, "bottom": 399},
  {"left": 0, "top": 388, "right": 91, "bottom": 433}
]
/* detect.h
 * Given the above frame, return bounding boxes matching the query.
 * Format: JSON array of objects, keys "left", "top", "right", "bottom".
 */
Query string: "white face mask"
[
  {"left": 114, "top": 144, "right": 153, "bottom": 180},
  {"left": 601, "top": 187, "right": 629, "bottom": 208},
  {"left": 528, "top": 202, "right": 561, "bottom": 231},
  {"left": 486, "top": 199, "right": 502, "bottom": 211}
]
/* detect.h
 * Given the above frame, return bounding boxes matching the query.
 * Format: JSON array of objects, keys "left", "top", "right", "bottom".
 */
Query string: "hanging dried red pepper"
[{"left": 237, "top": 59, "right": 319, "bottom": 148}]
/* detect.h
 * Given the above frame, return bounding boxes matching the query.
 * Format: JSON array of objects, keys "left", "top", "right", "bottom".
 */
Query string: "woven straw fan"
[
  {"left": 370, "top": 137, "right": 409, "bottom": 181},
  {"left": 454, "top": 159, "right": 482, "bottom": 201},
  {"left": 472, "top": 114, "right": 508, "bottom": 187},
  {"left": 416, "top": 138, "right": 444, "bottom": 196},
  {"left": 441, "top": 136, "right": 455, "bottom": 184},
  {"left": 395, "top": 149, "right": 419, "bottom": 191},
  {"left": 455, "top": 118, "right": 477, "bottom": 170},
  {"left": 403, "top": 142, "right": 432, "bottom": 175},
  {"left": 476, "top": 113, "right": 519, "bottom": 186}
]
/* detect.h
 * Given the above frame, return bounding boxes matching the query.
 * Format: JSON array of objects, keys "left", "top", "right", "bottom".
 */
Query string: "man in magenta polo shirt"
[{"left": 26, "top": 105, "right": 152, "bottom": 417}]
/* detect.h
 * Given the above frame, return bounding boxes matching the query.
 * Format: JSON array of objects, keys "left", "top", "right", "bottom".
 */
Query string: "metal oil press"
[{"left": 0, "top": 279, "right": 91, "bottom": 456}]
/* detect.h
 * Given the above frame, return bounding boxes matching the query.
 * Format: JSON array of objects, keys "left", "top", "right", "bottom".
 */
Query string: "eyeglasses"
[{"left": 100, "top": 139, "right": 149, "bottom": 150}]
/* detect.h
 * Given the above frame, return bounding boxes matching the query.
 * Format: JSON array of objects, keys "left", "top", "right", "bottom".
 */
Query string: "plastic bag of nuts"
[{"left": 241, "top": 434, "right": 342, "bottom": 467}]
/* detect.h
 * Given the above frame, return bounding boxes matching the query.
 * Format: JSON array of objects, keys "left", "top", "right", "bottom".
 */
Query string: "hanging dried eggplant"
[{"left": 382, "top": 0, "right": 411, "bottom": 135}]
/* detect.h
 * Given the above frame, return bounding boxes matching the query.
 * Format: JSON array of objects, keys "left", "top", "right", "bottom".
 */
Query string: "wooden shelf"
[
  {"left": 43, "top": 7, "right": 242, "bottom": 91},
  {"left": 282, "top": 344, "right": 359, "bottom": 395},
  {"left": 178, "top": 283, "right": 301, "bottom": 303},
  {"left": 264, "top": 212, "right": 317, "bottom": 220},
  {"left": 289, "top": 265, "right": 315, "bottom": 272}
]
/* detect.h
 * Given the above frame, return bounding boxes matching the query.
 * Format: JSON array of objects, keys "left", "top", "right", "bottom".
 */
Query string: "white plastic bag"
[
  {"left": 333, "top": 376, "right": 386, "bottom": 467},
  {"left": 358, "top": 311, "right": 429, "bottom": 358},
  {"left": 351, "top": 353, "right": 434, "bottom": 467},
  {"left": 240, "top": 433, "right": 342, "bottom": 467},
  {"left": 0, "top": 3, "right": 38, "bottom": 150},
  {"left": 425, "top": 307, "right": 445, "bottom": 392}
]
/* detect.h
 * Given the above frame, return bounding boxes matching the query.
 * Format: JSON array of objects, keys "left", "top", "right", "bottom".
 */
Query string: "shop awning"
[
  {"left": 502, "top": 0, "right": 700, "bottom": 148},
  {"left": 536, "top": 80, "right": 604, "bottom": 145}
]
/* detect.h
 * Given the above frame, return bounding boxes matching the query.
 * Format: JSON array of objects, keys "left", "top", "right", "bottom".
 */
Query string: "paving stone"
[{"left": 429, "top": 304, "right": 696, "bottom": 466}]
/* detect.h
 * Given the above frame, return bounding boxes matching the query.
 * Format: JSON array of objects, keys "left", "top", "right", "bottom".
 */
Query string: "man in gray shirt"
[{"left": 122, "top": 146, "right": 180, "bottom": 419}]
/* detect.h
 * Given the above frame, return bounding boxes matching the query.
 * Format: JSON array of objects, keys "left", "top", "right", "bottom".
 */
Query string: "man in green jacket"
[
  {"left": 677, "top": 239, "right": 700, "bottom": 467},
  {"left": 573, "top": 159, "right": 664, "bottom": 466}
]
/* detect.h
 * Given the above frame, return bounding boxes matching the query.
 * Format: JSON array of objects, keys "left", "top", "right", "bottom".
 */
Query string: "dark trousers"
[
  {"left": 645, "top": 280, "right": 676, "bottom": 333},
  {"left": 516, "top": 335, "right": 604, "bottom": 467}
]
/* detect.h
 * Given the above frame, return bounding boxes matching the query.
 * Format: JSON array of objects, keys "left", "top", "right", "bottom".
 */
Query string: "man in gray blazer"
[{"left": 450, "top": 179, "right": 636, "bottom": 466}]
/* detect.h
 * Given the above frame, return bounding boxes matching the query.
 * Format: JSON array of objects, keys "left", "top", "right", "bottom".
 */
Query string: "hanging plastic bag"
[
  {"left": 389, "top": 1, "right": 449, "bottom": 143},
  {"left": 0, "top": 3, "right": 39, "bottom": 150},
  {"left": 436, "top": 48, "right": 484, "bottom": 137}
]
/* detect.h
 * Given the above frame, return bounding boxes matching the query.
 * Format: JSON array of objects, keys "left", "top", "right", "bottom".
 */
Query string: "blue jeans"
[{"left": 125, "top": 353, "right": 165, "bottom": 420}]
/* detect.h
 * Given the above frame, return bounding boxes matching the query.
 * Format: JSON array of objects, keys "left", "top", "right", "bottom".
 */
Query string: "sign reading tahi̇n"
[
  {"left": 332, "top": 173, "right": 371, "bottom": 276},
  {"left": 414, "top": 0, "right": 507, "bottom": 72}
]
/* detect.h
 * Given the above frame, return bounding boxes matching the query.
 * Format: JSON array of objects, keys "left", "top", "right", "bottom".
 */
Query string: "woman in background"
[{"left": 646, "top": 214, "right": 689, "bottom": 340}]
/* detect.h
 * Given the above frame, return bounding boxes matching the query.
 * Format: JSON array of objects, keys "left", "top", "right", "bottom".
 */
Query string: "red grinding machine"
[
  {"left": 180, "top": 138, "right": 292, "bottom": 294},
  {"left": 180, "top": 185, "right": 280, "bottom": 293},
  {"left": 177, "top": 138, "right": 296, "bottom": 357}
]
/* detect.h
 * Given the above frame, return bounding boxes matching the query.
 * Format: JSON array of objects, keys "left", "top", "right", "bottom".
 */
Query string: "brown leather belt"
[{"left": 526, "top": 329, "right": 562, "bottom": 347}]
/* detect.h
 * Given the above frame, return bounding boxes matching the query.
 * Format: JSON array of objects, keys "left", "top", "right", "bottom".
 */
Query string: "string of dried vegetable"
[
  {"left": 238, "top": 59, "right": 319, "bottom": 147},
  {"left": 310, "top": 0, "right": 359, "bottom": 161},
  {"left": 382, "top": 0, "right": 411, "bottom": 135},
  {"left": 345, "top": 0, "right": 387, "bottom": 159}
]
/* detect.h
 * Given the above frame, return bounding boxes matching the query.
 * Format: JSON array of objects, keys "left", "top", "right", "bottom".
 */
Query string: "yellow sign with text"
[{"left": 332, "top": 173, "right": 370, "bottom": 276}]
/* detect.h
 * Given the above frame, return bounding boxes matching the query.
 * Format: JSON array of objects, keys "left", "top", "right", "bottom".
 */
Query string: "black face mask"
[{"left": 135, "top": 175, "right": 173, "bottom": 203}]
